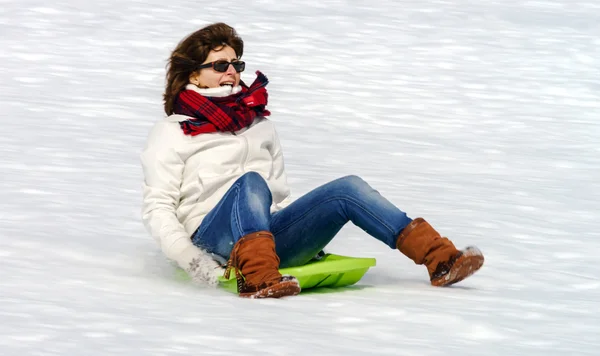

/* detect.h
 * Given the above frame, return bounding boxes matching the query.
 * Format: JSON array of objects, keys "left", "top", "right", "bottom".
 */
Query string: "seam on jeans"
[
  {"left": 230, "top": 185, "right": 245, "bottom": 239},
  {"left": 272, "top": 195, "right": 398, "bottom": 239}
]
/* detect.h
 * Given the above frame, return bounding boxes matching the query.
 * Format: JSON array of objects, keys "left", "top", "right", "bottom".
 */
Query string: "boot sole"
[
  {"left": 431, "top": 248, "right": 484, "bottom": 287},
  {"left": 239, "top": 280, "right": 301, "bottom": 299}
]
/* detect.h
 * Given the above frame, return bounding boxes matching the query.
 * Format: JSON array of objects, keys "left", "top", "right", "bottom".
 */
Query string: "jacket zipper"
[{"left": 240, "top": 134, "right": 249, "bottom": 172}]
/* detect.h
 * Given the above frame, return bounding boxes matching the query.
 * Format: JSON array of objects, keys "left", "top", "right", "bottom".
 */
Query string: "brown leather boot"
[
  {"left": 396, "top": 218, "right": 484, "bottom": 287},
  {"left": 224, "top": 231, "right": 300, "bottom": 298}
]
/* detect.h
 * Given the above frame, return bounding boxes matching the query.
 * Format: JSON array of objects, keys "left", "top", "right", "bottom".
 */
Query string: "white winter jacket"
[{"left": 141, "top": 84, "right": 291, "bottom": 284}]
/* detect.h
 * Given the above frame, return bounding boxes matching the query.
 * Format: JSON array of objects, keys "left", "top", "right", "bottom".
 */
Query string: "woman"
[{"left": 141, "top": 23, "right": 484, "bottom": 299}]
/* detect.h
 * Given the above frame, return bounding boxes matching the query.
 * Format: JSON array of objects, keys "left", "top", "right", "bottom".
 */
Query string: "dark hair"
[{"left": 163, "top": 23, "right": 244, "bottom": 115}]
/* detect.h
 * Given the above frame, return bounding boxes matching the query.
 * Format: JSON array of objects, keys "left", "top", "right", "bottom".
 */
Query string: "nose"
[{"left": 225, "top": 63, "right": 237, "bottom": 75}]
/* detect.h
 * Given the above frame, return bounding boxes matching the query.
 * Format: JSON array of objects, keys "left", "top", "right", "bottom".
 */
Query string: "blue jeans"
[{"left": 191, "top": 172, "right": 412, "bottom": 268}]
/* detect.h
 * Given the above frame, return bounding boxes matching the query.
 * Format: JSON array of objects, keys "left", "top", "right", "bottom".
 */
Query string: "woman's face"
[{"left": 190, "top": 45, "right": 241, "bottom": 89}]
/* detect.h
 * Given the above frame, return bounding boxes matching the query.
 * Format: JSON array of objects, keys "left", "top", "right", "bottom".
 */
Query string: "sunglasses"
[{"left": 196, "top": 60, "right": 245, "bottom": 73}]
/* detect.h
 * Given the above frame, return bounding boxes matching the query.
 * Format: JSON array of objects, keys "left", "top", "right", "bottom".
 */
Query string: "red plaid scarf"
[{"left": 174, "top": 71, "right": 271, "bottom": 135}]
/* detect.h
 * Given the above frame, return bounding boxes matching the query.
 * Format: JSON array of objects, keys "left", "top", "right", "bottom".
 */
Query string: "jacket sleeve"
[
  {"left": 140, "top": 122, "right": 220, "bottom": 285},
  {"left": 269, "top": 124, "right": 293, "bottom": 211}
]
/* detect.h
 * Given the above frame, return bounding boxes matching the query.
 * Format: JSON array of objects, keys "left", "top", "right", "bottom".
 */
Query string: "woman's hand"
[{"left": 185, "top": 251, "right": 224, "bottom": 286}]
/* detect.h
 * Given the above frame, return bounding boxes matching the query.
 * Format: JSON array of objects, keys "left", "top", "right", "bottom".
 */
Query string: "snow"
[{"left": 1, "top": 0, "right": 599, "bottom": 354}]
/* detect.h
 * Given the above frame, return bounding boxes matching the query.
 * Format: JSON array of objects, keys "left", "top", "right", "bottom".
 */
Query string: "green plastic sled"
[{"left": 218, "top": 253, "right": 376, "bottom": 294}]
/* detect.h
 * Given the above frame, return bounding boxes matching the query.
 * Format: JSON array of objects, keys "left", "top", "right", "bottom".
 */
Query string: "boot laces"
[{"left": 223, "top": 242, "right": 244, "bottom": 292}]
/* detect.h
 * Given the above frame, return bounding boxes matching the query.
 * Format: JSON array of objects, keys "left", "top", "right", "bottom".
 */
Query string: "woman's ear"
[{"left": 189, "top": 71, "right": 200, "bottom": 86}]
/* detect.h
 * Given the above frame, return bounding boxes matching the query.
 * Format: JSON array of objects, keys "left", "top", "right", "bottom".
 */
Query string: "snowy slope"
[{"left": 1, "top": 0, "right": 599, "bottom": 354}]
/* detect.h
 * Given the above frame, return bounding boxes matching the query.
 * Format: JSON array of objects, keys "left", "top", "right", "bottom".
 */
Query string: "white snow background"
[{"left": 1, "top": 0, "right": 599, "bottom": 355}]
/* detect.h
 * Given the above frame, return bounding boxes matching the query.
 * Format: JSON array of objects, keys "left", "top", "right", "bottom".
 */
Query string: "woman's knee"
[
  {"left": 324, "top": 175, "right": 378, "bottom": 202},
  {"left": 335, "top": 175, "right": 371, "bottom": 191},
  {"left": 238, "top": 171, "right": 272, "bottom": 197}
]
